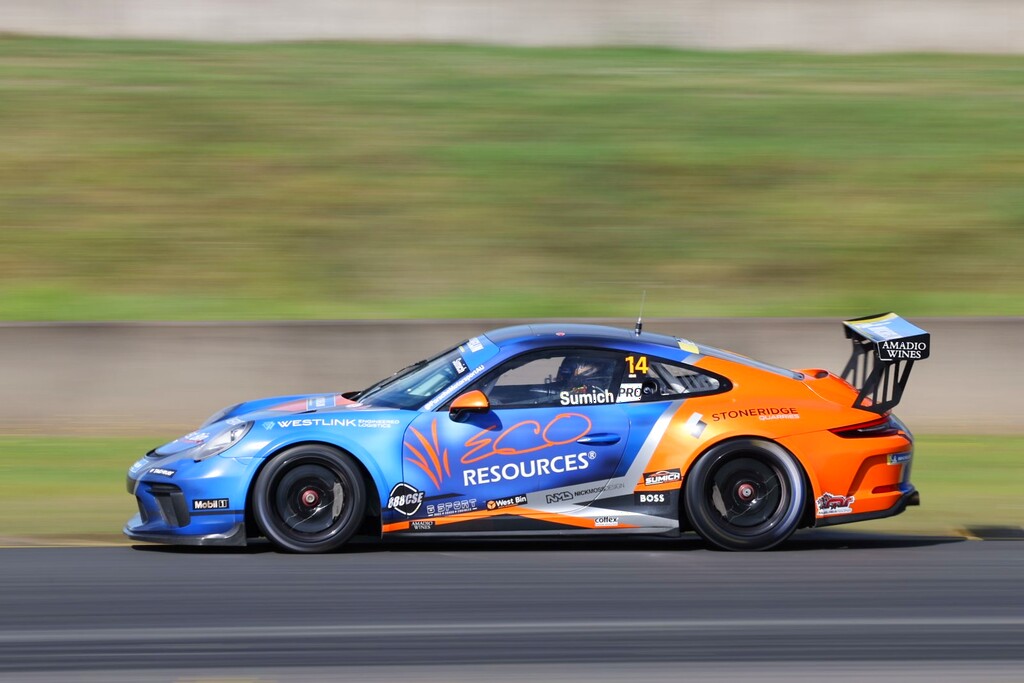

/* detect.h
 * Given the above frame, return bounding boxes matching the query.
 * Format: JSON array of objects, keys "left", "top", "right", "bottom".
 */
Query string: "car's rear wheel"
[
  {"left": 253, "top": 445, "right": 366, "bottom": 553},
  {"left": 684, "top": 438, "right": 805, "bottom": 551}
]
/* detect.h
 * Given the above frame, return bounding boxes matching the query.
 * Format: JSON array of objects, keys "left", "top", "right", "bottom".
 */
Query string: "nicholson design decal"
[
  {"left": 816, "top": 492, "right": 855, "bottom": 516},
  {"left": 486, "top": 494, "right": 528, "bottom": 511},
  {"left": 643, "top": 469, "right": 682, "bottom": 487},
  {"left": 387, "top": 483, "right": 425, "bottom": 517},
  {"left": 192, "top": 498, "right": 229, "bottom": 511}
]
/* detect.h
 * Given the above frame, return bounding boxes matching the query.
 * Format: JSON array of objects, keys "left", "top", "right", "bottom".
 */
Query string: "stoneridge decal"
[
  {"left": 711, "top": 407, "right": 800, "bottom": 422},
  {"left": 387, "top": 483, "right": 425, "bottom": 517}
]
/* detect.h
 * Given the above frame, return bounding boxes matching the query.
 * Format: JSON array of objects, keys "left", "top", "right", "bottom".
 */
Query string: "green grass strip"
[{"left": 1, "top": 38, "right": 1023, "bottom": 320}]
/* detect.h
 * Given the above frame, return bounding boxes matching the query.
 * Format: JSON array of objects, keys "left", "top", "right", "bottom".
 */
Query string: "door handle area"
[{"left": 576, "top": 433, "right": 621, "bottom": 446}]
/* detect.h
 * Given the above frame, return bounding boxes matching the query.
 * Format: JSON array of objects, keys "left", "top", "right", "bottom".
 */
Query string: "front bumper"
[
  {"left": 123, "top": 517, "right": 247, "bottom": 546},
  {"left": 124, "top": 452, "right": 258, "bottom": 547}
]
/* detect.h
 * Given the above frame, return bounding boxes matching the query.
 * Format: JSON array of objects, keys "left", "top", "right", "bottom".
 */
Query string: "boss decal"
[
  {"left": 192, "top": 498, "right": 229, "bottom": 511},
  {"left": 635, "top": 492, "right": 669, "bottom": 506},
  {"left": 387, "top": 483, "right": 425, "bottom": 517}
]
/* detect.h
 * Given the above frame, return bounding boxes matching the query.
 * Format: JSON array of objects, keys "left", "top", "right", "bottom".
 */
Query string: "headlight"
[
  {"left": 154, "top": 421, "right": 253, "bottom": 461},
  {"left": 191, "top": 422, "right": 253, "bottom": 461}
]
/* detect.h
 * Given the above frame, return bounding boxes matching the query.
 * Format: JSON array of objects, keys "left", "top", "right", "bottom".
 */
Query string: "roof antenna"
[{"left": 634, "top": 290, "right": 647, "bottom": 336}]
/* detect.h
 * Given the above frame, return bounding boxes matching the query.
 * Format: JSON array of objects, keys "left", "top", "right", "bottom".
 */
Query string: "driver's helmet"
[{"left": 557, "top": 356, "right": 614, "bottom": 392}]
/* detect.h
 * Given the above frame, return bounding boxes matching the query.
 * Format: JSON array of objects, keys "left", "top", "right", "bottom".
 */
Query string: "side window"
[
  {"left": 476, "top": 349, "right": 624, "bottom": 409},
  {"left": 617, "top": 355, "right": 726, "bottom": 402}
]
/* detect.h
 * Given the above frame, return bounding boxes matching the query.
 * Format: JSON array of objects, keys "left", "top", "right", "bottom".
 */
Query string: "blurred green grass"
[
  {"left": 0, "top": 434, "right": 1019, "bottom": 541},
  {"left": 1, "top": 38, "right": 1023, "bottom": 320}
]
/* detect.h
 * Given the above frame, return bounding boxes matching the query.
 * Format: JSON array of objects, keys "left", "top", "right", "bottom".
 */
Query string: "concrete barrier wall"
[
  {"left": 1, "top": 318, "right": 1019, "bottom": 435},
  {"left": 1, "top": 0, "right": 1023, "bottom": 53}
]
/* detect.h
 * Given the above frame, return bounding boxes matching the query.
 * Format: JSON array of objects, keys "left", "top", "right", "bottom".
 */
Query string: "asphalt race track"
[{"left": 1, "top": 530, "right": 1022, "bottom": 682}]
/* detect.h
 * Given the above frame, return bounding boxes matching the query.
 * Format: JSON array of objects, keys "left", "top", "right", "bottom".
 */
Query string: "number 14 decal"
[{"left": 625, "top": 355, "right": 648, "bottom": 375}]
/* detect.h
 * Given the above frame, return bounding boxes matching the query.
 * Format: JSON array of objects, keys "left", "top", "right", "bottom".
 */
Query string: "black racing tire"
[
  {"left": 253, "top": 444, "right": 366, "bottom": 553},
  {"left": 684, "top": 438, "right": 805, "bottom": 551}
]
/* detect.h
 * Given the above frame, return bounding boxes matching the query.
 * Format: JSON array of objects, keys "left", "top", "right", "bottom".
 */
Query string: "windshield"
[{"left": 356, "top": 345, "right": 469, "bottom": 410}]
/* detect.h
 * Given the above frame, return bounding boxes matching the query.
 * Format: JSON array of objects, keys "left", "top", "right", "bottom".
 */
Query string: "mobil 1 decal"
[{"left": 402, "top": 408, "right": 627, "bottom": 508}]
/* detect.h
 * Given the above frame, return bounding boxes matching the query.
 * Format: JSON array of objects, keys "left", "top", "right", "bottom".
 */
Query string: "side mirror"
[{"left": 449, "top": 390, "right": 489, "bottom": 422}]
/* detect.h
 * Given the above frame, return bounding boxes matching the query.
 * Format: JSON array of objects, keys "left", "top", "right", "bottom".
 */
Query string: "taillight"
[{"left": 830, "top": 415, "right": 904, "bottom": 438}]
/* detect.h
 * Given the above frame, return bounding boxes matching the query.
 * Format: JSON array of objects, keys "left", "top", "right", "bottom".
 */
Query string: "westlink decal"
[
  {"left": 559, "top": 390, "right": 615, "bottom": 406},
  {"left": 816, "top": 492, "right": 855, "bottom": 516},
  {"left": 463, "top": 451, "right": 596, "bottom": 486},
  {"left": 486, "top": 494, "right": 528, "bottom": 511},
  {"left": 711, "top": 407, "right": 800, "bottom": 422},
  {"left": 878, "top": 339, "right": 928, "bottom": 361},
  {"left": 387, "top": 483, "right": 425, "bottom": 517},
  {"left": 267, "top": 417, "right": 400, "bottom": 430},
  {"left": 192, "top": 498, "right": 229, "bottom": 511},
  {"left": 643, "top": 468, "right": 681, "bottom": 487}
]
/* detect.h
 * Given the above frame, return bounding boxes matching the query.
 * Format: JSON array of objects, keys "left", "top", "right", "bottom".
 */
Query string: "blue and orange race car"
[{"left": 125, "top": 314, "right": 929, "bottom": 552}]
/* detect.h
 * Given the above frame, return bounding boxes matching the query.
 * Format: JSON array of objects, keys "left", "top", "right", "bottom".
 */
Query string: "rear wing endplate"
[{"left": 840, "top": 313, "right": 930, "bottom": 414}]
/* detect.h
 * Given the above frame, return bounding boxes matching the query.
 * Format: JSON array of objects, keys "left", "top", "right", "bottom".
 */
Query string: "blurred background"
[{"left": 0, "top": 0, "right": 1021, "bottom": 541}]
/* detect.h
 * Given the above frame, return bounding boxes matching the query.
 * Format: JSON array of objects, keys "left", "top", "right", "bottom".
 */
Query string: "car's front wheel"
[
  {"left": 684, "top": 438, "right": 805, "bottom": 551},
  {"left": 253, "top": 445, "right": 366, "bottom": 553}
]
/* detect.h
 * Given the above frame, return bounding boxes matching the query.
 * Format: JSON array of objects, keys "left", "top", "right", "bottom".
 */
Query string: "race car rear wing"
[{"left": 840, "top": 313, "right": 930, "bottom": 414}]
